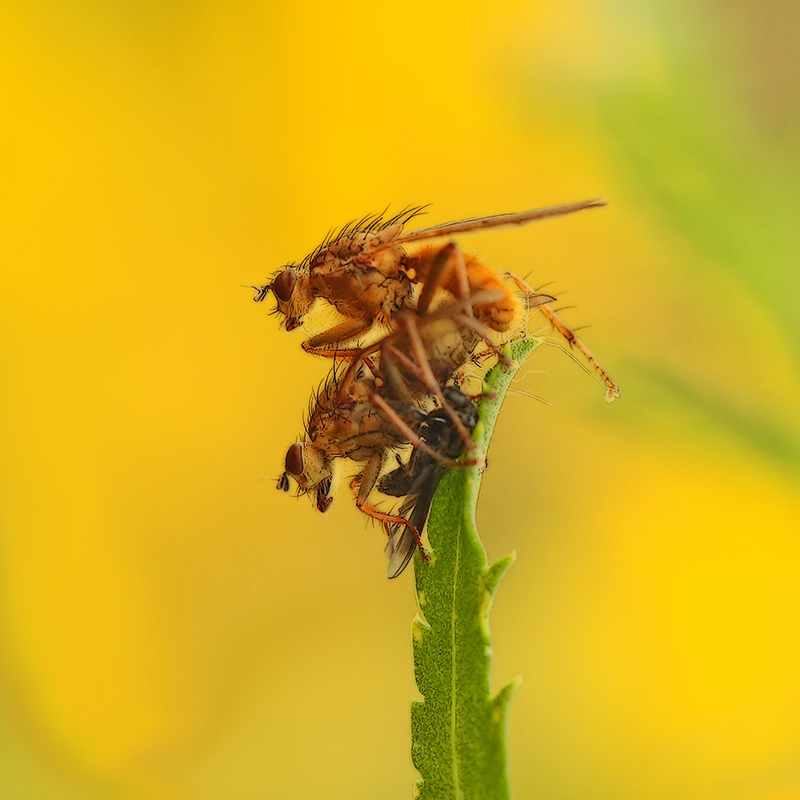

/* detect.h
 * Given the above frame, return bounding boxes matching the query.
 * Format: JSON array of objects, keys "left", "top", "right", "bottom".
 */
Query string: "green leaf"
[{"left": 411, "top": 337, "right": 541, "bottom": 800}]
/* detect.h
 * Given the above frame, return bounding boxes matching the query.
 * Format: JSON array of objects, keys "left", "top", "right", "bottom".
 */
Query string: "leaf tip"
[
  {"left": 411, "top": 614, "right": 429, "bottom": 643},
  {"left": 483, "top": 551, "right": 517, "bottom": 598},
  {"left": 493, "top": 676, "right": 523, "bottom": 720}
]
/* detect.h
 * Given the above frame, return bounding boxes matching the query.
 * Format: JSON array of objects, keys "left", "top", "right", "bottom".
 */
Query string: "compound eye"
[
  {"left": 284, "top": 443, "right": 304, "bottom": 476},
  {"left": 272, "top": 269, "right": 297, "bottom": 302}
]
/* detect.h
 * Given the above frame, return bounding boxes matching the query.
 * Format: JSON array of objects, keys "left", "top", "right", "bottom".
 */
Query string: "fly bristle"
[{"left": 299, "top": 206, "right": 429, "bottom": 268}]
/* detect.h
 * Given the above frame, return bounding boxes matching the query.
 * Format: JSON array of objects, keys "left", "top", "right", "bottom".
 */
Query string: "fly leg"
[
  {"left": 350, "top": 453, "right": 430, "bottom": 562},
  {"left": 301, "top": 316, "right": 378, "bottom": 353},
  {"left": 449, "top": 311, "right": 515, "bottom": 367},
  {"left": 412, "top": 242, "right": 474, "bottom": 318},
  {"left": 392, "top": 313, "right": 482, "bottom": 456},
  {"left": 505, "top": 272, "right": 620, "bottom": 402},
  {"left": 332, "top": 340, "right": 384, "bottom": 403}
]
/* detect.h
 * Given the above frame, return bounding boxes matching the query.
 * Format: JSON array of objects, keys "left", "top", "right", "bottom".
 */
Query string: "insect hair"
[
  {"left": 300, "top": 356, "right": 359, "bottom": 438},
  {"left": 296, "top": 205, "right": 429, "bottom": 269}
]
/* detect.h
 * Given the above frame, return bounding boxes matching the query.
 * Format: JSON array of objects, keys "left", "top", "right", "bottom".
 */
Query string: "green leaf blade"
[{"left": 411, "top": 338, "right": 541, "bottom": 800}]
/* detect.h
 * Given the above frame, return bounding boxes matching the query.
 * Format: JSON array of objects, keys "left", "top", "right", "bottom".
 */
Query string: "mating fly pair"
[{"left": 255, "top": 199, "right": 619, "bottom": 576}]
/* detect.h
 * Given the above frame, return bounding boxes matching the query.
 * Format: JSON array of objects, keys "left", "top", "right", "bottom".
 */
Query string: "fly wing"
[
  {"left": 384, "top": 461, "right": 446, "bottom": 579},
  {"left": 385, "top": 527, "right": 416, "bottom": 579},
  {"left": 389, "top": 199, "right": 607, "bottom": 246}
]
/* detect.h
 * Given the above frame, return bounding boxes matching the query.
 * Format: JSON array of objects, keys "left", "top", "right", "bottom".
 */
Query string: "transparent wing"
[
  {"left": 385, "top": 525, "right": 416, "bottom": 579},
  {"left": 389, "top": 198, "right": 607, "bottom": 246}
]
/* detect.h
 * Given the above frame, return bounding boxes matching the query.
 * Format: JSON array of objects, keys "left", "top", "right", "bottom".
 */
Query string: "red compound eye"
[
  {"left": 272, "top": 269, "right": 297, "bottom": 302},
  {"left": 284, "top": 443, "right": 304, "bottom": 476}
]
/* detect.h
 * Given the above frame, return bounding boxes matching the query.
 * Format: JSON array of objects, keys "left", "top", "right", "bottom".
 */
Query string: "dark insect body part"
[{"left": 380, "top": 386, "right": 480, "bottom": 578}]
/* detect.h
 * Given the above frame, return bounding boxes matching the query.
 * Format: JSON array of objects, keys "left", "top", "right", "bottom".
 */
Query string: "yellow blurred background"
[{"left": 2, "top": 0, "right": 799, "bottom": 798}]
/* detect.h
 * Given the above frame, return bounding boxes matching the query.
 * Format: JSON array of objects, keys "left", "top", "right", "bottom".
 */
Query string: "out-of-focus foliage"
[{"left": 1, "top": 1, "right": 798, "bottom": 799}]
